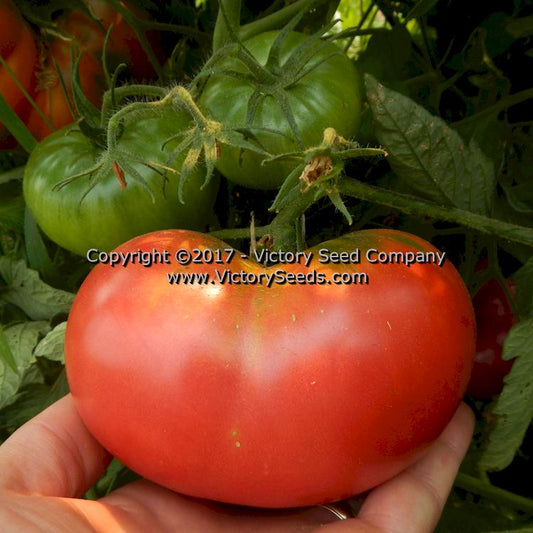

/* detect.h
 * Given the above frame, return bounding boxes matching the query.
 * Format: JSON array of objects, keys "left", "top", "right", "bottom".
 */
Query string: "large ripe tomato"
[
  {"left": 23, "top": 113, "right": 219, "bottom": 256},
  {"left": 0, "top": 0, "right": 38, "bottom": 147},
  {"left": 26, "top": 38, "right": 106, "bottom": 140},
  {"left": 197, "top": 31, "right": 362, "bottom": 189},
  {"left": 65, "top": 229, "right": 475, "bottom": 508},
  {"left": 467, "top": 276, "right": 516, "bottom": 399}
]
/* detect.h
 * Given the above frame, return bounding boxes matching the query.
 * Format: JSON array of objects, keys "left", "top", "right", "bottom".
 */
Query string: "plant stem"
[
  {"left": 453, "top": 87, "right": 533, "bottom": 128},
  {"left": 0, "top": 166, "right": 24, "bottom": 185},
  {"left": 337, "top": 178, "right": 533, "bottom": 248},
  {"left": 239, "top": 0, "right": 320, "bottom": 42},
  {"left": 171, "top": 86, "right": 210, "bottom": 129},
  {"left": 209, "top": 186, "right": 326, "bottom": 251},
  {"left": 100, "top": 85, "right": 166, "bottom": 127},
  {"left": 213, "top": 0, "right": 242, "bottom": 52},
  {"left": 209, "top": 226, "right": 269, "bottom": 241},
  {"left": 268, "top": 186, "right": 329, "bottom": 250},
  {"left": 105, "top": 99, "right": 165, "bottom": 150},
  {"left": 455, "top": 473, "right": 533, "bottom": 515}
]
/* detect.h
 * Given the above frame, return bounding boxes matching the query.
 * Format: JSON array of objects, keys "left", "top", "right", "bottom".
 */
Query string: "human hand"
[{"left": 0, "top": 395, "right": 474, "bottom": 532}]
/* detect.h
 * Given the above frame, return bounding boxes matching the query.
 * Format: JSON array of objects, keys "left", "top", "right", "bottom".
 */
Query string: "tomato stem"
[
  {"left": 338, "top": 178, "right": 533, "bottom": 248},
  {"left": 213, "top": 0, "right": 242, "bottom": 52},
  {"left": 106, "top": 101, "right": 157, "bottom": 150},
  {"left": 171, "top": 86, "right": 211, "bottom": 130},
  {"left": 455, "top": 473, "right": 533, "bottom": 515},
  {"left": 239, "top": 0, "right": 339, "bottom": 42},
  {"left": 453, "top": 87, "right": 533, "bottom": 129},
  {"left": 210, "top": 184, "right": 326, "bottom": 251},
  {"left": 100, "top": 85, "right": 167, "bottom": 127}
]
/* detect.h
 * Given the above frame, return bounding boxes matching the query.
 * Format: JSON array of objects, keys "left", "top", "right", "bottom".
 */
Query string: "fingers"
[
  {"left": 0, "top": 394, "right": 111, "bottom": 497},
  {"left": 0, "top": 397, "right": 474, "bottom": 533},
  {"left": 349, "top": 402, "right": 475, "bottom": 533}
]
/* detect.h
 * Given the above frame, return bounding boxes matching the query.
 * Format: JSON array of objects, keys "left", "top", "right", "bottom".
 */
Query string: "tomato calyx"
[
  {"left": 154, "top": 85, "right": 273, "bottom": 202},
  {"left": 50, "top": 76, "right": 272, "bottom": 205},
  {"left": 197, "top": 4, "right": 342, "bottom": 149},
  {"left": 270, "top": 127, "right": 387, "bottom": 223},
  {"left": 52, "top": 144, "right": 166, "bottom": 204},
  {"left": 209, "top": 128, "right": 387, "bottom": 251},
  {"left": 53, "top": 102, "right": 177, "bottom": 204}
]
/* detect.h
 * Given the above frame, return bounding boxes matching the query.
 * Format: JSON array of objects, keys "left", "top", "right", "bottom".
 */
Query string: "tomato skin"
[
  {"left": 467, "top": 277, "right": 515, "bottom": 399},
  {"left": 0, "top": 0, "right": 38, "bottom": 147},
  {"left": 59, "top": 0, "right": 164, "bottom": 80},
  {"left": 23, "top": 115, "right": 219, "bottom": 256},
  {"left": 65, "top": 229, "right": 475, "bottom": 508},
  {"left": 197, "top": 31, "right": 362, "bottom": 189}
]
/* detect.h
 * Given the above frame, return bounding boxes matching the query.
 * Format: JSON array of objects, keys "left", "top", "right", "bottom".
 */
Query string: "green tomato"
[
  {"left": 23, "top": 112, "right": 219, "bottom": 256},
  {"left": 198, "top": 31, "right": 362, "bottom": 190}
]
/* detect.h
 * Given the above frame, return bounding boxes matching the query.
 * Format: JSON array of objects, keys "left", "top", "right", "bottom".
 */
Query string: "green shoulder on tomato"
[{"left": 198, "top": 31, "right": 362, "bottom": 190}]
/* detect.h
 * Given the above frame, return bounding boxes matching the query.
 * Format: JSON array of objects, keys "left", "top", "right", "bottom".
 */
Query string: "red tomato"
[
  {"left": 65, "top": 229, "right": 475, "bottom": 508},
  {"left": 59, "top": 0, "right": 164, "bottom": 80},
  {"left": 467, "top": 276, "right": 516, "bottom": 399},
  {"left": 0, "top": 0, "right": 38, "bottom": 147},
  {"left": 26, "top": 38, "right": 105, "bottom": 140}
]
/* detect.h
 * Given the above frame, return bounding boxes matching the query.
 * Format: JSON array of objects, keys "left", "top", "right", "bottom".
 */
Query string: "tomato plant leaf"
[
  {"left": 0, "top": 372, "right": 69, "bottom": 436},
  {"left": 86, "top": 458, "right": 140, "bottom": 499},
  {"left": 404, "top": 0, "right": 440, "bottom": 21},
  {"left": 71, "top": 52, "right": 102, "bottom": 131},
  {"left": 24, "top": 208, "right": 55, "bottom": 276},
  {"left": 479, "top": 319, "right": 533, "bottom": 472},
  {"left": 0, "top": 321, "right": 49, "bottom": 410},
  {"left": 34, "top": 322, "right": 66, "bottom": 363},
  {"left": 0, "top": 91, "right": 36, "bottom": 154},
  {"left": 513, "top": 257, "right": 533, "bottom": 319},
  {"left": 327, "top": 191, "right": 352, "bottom": 225},
  {"left": 365, "top": 74, "right": 496, "bottom": 216},
  {"left": 0, "top": 257, "right": 74, "bottom": 321},
  {"left": 0, "top": 327, "right": 18, "bottom": 374},
  {"left": 356, "top": 26, "right": 412, "bottom": 82},
  {"left": 0, "top": 195, "right": 24, "bottom": 233}
]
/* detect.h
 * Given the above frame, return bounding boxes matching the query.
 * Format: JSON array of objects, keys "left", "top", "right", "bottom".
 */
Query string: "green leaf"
[
  {"left": 0, "top": 372, "right": 69, "bottom": 435},
  {"left": 34, "top": 322, "right": 66, "bottom": 363},
  {"left": 86, "top": 458, "right": 140, "bottom": 499},
  {"left": 0, "top": 327, "right": 18, "bottom": 373},
  {"left": 365, "top": 75, "right": 496, "bottom": 216},
  {"left": 513, "top": 258, "right": 533, "bottom": 318},
  {"left": 505, "top": 15, "right": 533, "bottom": 39},
  {"left": 0, "top": 257, "right": 74, "bottom": 321},
  {"left": 503, "top": 181, "right": 533, "bottom": 214},
  {"left": 0, "top": 321, "right": 49, "bottom": 410},
  {"left": 404, "top": 0, "right": 439, "bottom": 21},
  {"left": 328, "top": 191, "right": 352, "bottom": 225},
  {"left": 24, "top": 207, "right": 55, "bottom": 275},
  {"left": 71, "top": 52, "right": 102, "bottom": 130},
  {"left": 0, "top": 195, "right": 24, "bottom": 233},
  {"left": 479, "top": 319, "right": 533, "bottom": 472},
  {"left": 482, "top": 13, "right": 516, "bottom": 57},
  {"left": 0, "top": 74, "right": 37, "bottom": 153},
  {"left": 356, "top": 27, "right": 412, "bottom": 82}
]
